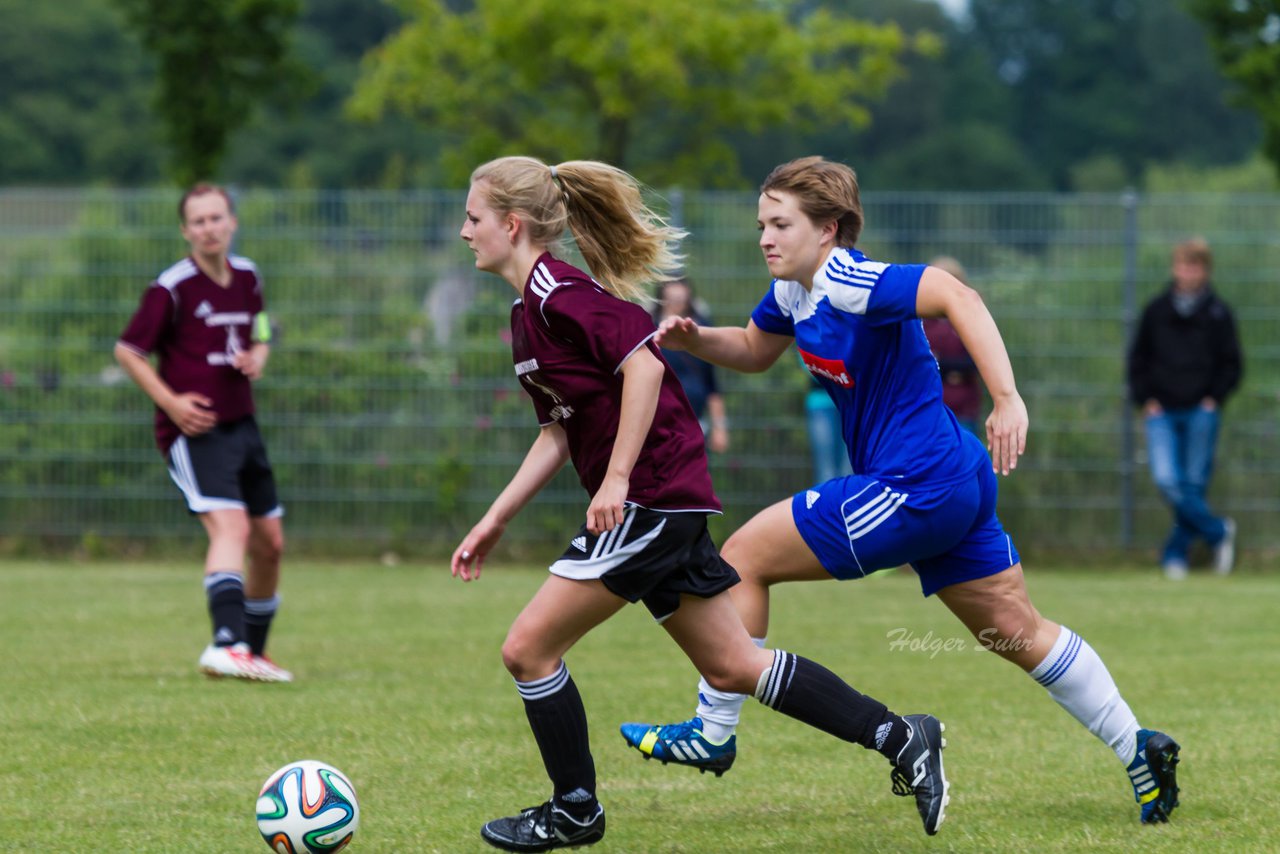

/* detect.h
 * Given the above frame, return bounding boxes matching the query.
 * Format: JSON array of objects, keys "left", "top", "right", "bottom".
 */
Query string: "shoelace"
[
  {"left": 890, "top": 767, "right": 915, "bottom": 797},
  {"left": 657, "top": 720, "right": 700, "bottom": 741}
]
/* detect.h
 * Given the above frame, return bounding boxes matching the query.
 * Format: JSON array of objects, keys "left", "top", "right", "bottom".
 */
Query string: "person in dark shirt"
[
  {"left": 1127, "top": 237, "right": 1243, "bottom": 579},
  {"left": 652, "top": 278, "right": 729, "bottom": 453},
  {"left": 923, "top": 256, "right": 982, "bottom": 435},
  {"left": 451, "top": 155, "right": 945, "bottom": 849},
  {"left": 114, "top": 184, "right": 290, "bottom": 683}
]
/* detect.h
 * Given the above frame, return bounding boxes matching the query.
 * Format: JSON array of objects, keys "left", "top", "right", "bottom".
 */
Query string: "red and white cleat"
[{"left": 251, "top": 653, "right": 294, "bottom": 683}]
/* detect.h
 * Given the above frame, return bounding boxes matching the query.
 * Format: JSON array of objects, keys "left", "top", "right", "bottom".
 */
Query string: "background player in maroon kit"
[
  {"left": 114, "top": 184, "right": 290, "bottom": 683},
  {"left": 451, "top": 156, "right": 949, "bottom": 851}
]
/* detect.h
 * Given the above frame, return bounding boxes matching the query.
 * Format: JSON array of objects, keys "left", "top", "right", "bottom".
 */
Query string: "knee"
[
  {"left": 699, "top": 647, "right": 770, "bottom": 695},
  {"left": 500, "top": 628, "right": 552, "bottom": 683},
  {"left": 721, "top": 533, "right": 761, "bottom": 582},
  {"left": 701, "top": 669, "right": 756, "bottom": 695},
  {"left": 208, "top": 514, "right": 252, "bottom": 549},
  {"left": 254, "top": 527, "right": 285, "bottom": 564},
  {"left": 1151, "top": 477, "right": 1181, "bottom": 502}
]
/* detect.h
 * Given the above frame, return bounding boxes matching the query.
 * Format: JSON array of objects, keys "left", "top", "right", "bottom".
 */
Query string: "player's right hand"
[
  {"left": 653, "top": 315, "right": 700, "bottom": 351},
  {"left": 167, "top": 393, "right": 217, "bottom": 436},
  {"left": 451, "top": 517, "right": 505, "bottom": 582}
]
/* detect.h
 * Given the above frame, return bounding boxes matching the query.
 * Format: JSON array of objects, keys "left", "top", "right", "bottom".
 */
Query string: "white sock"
[
  {"left": 1029, "top": 626, "right": 1140, "bottom": 764},
  {"left": 696, "top": 637, "right": 765, "bottom": 743}
]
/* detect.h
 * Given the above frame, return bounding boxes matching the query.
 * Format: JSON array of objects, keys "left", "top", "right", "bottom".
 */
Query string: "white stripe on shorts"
[
  {"left": 550, "top": 515, "right": 666, "bottom": 580},
  {"left": 167, "top": 436, "right": 246, "bottom": 514}
]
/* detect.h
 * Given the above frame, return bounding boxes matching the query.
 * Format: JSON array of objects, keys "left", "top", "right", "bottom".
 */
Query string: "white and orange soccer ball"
[{"left": 256, "top": 760, "right": 359, "bottom": 853}]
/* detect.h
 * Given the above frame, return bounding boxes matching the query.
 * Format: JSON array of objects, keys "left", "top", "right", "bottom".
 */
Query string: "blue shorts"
[{"left": 791, "top": 462, "right": 1019, "bottom": 597}]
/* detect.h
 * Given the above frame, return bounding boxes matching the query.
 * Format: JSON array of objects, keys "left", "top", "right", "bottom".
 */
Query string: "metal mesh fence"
[{"left": 2, "top": 188, "right": 1277, "bottom": 559}]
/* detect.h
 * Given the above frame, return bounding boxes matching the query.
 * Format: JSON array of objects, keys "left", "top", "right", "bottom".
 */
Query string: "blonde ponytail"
[{"left": 471, "top": 156, "right": 684, "bottom": 301}]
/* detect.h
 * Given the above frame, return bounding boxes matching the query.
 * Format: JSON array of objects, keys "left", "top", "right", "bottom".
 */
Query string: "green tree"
[
  {"left": 0, "top": 0, "right": 161, "bottom": 183},
  {"left": 1189, "top": 0, "right": 1280, "bottom": 177},
  {"left": 349, "top": 0, "right": 933, "bottom": 186},
  {"left": 967, "top": 0, "right": 1258, "bottom": 190},
  {"left": 114, "top": 0, "right": 305, "bottom": 185}
]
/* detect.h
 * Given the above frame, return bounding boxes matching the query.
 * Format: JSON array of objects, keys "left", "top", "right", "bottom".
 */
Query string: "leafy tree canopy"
[
  {"left": 1189, "top": 0, "right": 1280, "bottom": 178},
  {"left": 113, "top": 0, "right": 306, "bottom": 185},
  {"left": 349, "top": 0, "right": 938, "bottom": 186},
  {"left": 0, "top": 0, "right": 161, "bottom": 183}
]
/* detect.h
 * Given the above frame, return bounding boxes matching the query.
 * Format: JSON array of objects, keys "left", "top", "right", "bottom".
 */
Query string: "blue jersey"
[{"left": 752, "top": 247, "right": 984, "bottom": 486}]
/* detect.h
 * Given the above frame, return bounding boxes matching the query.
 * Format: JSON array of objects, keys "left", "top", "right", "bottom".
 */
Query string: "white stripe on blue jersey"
[{"left": 751, "top": 247, "right": 984, "bottom": 485}]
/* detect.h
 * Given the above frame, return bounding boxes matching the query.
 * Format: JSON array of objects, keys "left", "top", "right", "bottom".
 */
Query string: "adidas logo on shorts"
[
  {"left": 571, "top": 535, "right": 588, "bottom": 552},
  {"left": 806, "top": 490, "right": 821, "bottom": 509}
]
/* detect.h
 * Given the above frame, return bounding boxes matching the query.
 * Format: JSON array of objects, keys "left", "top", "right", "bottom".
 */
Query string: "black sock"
[
  {"left": 516, "top": 662, "right": 598, "bottom": 818},
  {"left": 204, "top": 571, "right": 245, "bottom": 647},
  {"left": 244, "top": 594, "right": 280, "bottom": 656},
  {"left": 755, "top": 650, "right": 908, "bottom": 760}
]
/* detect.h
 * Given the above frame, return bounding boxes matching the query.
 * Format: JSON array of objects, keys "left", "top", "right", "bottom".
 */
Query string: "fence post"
[{"left": 1120, "top": 188, "right": 1139, "bottom": 549}]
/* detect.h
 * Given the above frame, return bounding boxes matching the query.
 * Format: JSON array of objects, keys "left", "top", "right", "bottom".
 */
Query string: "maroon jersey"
[
  {"left": 117, "top": 255, "right": 264, "bottom": 454},
  {"left": 512, "top": 253, "right": 720, "bottom": 512},
  {"left": 922, "top": 317, "right": 981, "bottom": 420}
]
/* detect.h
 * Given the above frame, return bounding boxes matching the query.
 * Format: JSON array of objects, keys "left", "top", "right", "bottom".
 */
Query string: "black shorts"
[
  {"left": 548, "top": 507, "right": 739, "bottom": 622},
  {"left": 166, "top": 416, "right": 282, "bottom": 517}
]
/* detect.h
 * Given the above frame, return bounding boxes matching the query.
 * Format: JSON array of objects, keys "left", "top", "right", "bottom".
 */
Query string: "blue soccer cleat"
[
  {"left": 619, "top": 716, "right": 736, "bottom": 777},
  {"left": 1128, "top": 729, "right": 1181, "bottom": 824}
]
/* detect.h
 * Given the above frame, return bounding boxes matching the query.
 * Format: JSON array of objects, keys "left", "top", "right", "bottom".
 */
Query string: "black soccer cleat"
[
  {"left": 889, "top": 714, "right": 950, "bottom": 836},
  {"left": 1129, "top": 729, "right": 1181, "bottom": 824},
  {"left": 480, "top": 800, "right": 605, "bottom": 852}
]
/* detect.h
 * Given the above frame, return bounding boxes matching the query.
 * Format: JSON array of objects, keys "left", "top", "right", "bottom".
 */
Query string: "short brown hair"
[
  {"left": 1172, "top": 237, "right": 1212, "bottom": 270},
  {"left": 179, "top": 183, "right": 234, "bottom": 223},
  {"left": 761, "top": 156, "right": 863, "bottom": 247}
]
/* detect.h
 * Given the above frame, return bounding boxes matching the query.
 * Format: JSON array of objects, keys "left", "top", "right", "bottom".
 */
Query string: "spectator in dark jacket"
[
  {"left": 653, "top": 278, "right": 730, "bottom": 453},
  {"left": 924, "top": 256, "right": 983, "bottom": 436},
  {"left": 1127, "top": 237, "right": 1242, "bottom": 579}
]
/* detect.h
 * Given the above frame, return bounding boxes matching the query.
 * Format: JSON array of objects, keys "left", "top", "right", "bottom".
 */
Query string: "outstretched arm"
[
  {"left": 451, "top": 422, "right": 570, "bottom": 581},
  {"left": 654, "top": 316, "right": 792, "bottom": 373},
  {"left": 916, "top": 267, "right": 1027, "bottom": 475}
]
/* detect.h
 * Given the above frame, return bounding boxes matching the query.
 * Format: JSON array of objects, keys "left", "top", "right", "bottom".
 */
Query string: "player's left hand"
[
  {"left": 233, "top": 348, "right": 267, "bottom": 380},
  {"left": 586, "top": 474, "right": 629, "bottom": 535},
  {"left": 986, "top": 392, "right": 1028, "bottom": 476}
]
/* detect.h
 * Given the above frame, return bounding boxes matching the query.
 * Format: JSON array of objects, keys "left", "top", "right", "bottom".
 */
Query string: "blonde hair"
[
  {"left": 761, "top": 156, "right": 863, "bottom": 247},
  {"left": 1172, "top": 236, "right": 1212, "bottom": 270},
  {"left": 470, "top": 156, "right": 685, "bottom": 301}
]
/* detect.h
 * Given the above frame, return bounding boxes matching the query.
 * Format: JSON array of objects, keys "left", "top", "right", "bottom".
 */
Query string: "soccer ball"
[{"left": 256, "top": 760, "right": 360, "bottom": 853}]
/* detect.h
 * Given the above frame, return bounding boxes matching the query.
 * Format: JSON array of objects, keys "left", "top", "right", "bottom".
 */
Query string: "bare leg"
[
  {"left": 690, "top": 498, "right": 831, "bottom": 737},
  {"left": 937, "top": 564, "right": 1141, "bottom": 763}
]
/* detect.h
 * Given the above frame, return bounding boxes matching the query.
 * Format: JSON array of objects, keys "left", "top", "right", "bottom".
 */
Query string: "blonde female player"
[{"left": 451, "top": 156, "right": 949, "bottom": 850}]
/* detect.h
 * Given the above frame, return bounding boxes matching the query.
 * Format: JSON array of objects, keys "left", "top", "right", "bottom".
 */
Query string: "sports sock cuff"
[
  {"left": 754, "top": 649, "right": 798, "bottom": 709},
  {"left": 244, "top": 594, "right": 281, "bottom": 616},
  {"left": 752, "top": 637, "right": 766, "bottom": 648},
  {"left": 1029, "top": 626, "right": 1079, "bottom": 686},
  {"left": 203, "top": 571, "right": 244, "bottom": 593},
  {"left": 515, "top": 661, "right": 569, "bottom": 701}
]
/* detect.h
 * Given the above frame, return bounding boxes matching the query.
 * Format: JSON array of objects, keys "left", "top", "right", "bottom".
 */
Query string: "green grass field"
[{"left": 3, "top": 560, "right": 1277, "bottom": 852}]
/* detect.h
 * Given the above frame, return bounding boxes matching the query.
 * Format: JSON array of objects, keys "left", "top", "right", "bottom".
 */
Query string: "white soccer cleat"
[
  {"left": 199, "top": 642, "right": 267, "bottom": 680},
  {"left": 251, "top": 654, "right": 294, "bottom": 683}
]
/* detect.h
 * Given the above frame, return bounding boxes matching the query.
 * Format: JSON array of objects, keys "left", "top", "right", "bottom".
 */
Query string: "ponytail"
[{"left": 471, "top": 156, "right": 684, "bottom": 302}]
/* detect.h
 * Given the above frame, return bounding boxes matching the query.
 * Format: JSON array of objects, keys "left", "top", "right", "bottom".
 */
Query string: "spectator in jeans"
[{"left": 1127, "top": 237, "right": 1242, "bottom": 579}]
